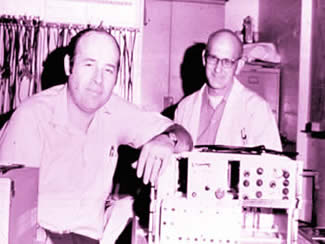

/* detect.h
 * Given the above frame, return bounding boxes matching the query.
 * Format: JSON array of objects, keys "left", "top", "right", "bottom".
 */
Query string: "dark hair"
[{"left": 66, "top": 28, "right": 120, "bottom": 72}]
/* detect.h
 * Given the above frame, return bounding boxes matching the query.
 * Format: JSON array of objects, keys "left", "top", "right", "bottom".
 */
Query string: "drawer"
[{"left": 237, "top": 68, "right": 280, "bottom": 124}]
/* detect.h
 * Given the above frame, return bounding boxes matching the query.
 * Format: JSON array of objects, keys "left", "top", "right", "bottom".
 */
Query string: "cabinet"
[
  {"left": 141, "top": 0, "right": 225, "bottom": 111},
  {"left": 0, "top": 167, "right": 39, "bottom": 244},
  {"left": 237, "top": 64, "right": 281, "bottom": 125}
]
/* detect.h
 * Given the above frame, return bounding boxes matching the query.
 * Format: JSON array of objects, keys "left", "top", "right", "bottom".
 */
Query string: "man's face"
[
  {"left": 66, "top": 32, "right": 120, "bottom": 114},
  {"left": 203, "top": 36, "right": 241, "bottom": 93}
]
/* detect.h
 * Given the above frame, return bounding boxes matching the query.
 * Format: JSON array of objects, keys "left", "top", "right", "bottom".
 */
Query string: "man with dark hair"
[
  {"left": 0, "top": 28, "right": 193, "bottom": 244},
  {"left": 175, "top": 29, "right": 281, "bottom": 150}
]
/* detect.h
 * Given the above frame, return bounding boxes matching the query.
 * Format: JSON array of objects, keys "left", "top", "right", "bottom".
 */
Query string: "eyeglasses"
[{"left": 205, "top": 52, "right": 240, "bottom": 68}]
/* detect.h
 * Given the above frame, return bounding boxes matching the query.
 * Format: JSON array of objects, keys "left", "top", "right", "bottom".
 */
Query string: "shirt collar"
[
  {"left": 51, "top": 84, "right": 114, "bottom": 131},
  {"left": 203, "top": 81, "right": 233, "bottom": 109}
]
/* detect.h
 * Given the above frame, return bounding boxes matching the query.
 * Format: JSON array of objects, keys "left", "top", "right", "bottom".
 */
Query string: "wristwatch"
[{"left": 163, "top": 131, "right": 178, "bottom": 147}]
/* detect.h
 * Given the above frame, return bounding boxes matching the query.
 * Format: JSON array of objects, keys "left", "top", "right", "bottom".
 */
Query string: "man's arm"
[
  {"left": 160, "top": 124, "right": 194, "bottom": 153},
  {"left": 136, "top": 123, "right": 193, "bottom": 185},
  {"left": 0, "top": 107, "right": 42, "bottom": 167}
]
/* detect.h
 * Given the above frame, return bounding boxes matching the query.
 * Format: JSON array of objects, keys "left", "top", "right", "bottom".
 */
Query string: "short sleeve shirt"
[{"left": 0, "top": 84, "right": 173, "bottom": 239}]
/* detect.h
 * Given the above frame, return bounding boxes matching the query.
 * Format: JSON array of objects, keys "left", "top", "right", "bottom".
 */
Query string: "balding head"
[
  {"left": 202, "top": 29, "right": 245, "bottom": 96},
  {"left": 66, "top": 28, "right": 121, "bottom": 72},
  {"left": 64, "top": 28, "right": 121, "bottom": 116},
  {"left": 207, "top": 29, "right": 243, "bottom": 60}
]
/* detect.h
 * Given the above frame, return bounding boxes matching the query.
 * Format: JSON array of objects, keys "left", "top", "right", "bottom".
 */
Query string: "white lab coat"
[{"left": 174, "top": 78, "right": 282, "bottom": 151}]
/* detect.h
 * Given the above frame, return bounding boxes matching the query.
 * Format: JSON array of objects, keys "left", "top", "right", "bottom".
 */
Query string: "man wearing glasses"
[{"left": 174, "top": 29, "right": 282, "bottom": 150}]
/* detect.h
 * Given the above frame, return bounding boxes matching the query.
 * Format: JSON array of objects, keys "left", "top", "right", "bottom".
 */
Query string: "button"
[
  {"left": 257, "top": 167, "right": 264, "bottom": 175},
  {"left": 243, "top": 180, "right": 250, "bottom": 187},
  {"left": 256, "top": 191, "right": 262, "bottom": 198},
  {"left": 283, "top": 179, "right": 289, "bottom": 187},
  {"left": 283, "top": 171, "right": 290, "bottom": 178},
  {"left": 282, "top": 188, "right": 289, "bottom": 195},
  {"left": 243, "top": 170, "right": 250, "bottom": 177},
  {"left": 256, "top": 179, "right": 263, "bottom": 186}
]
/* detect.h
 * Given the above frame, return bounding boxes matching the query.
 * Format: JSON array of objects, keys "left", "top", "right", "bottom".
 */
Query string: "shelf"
[
  {"left": 302, "top": 122, "right": 325, "bottom": 139},
  {"left": 302, "top": 130, "right": 325, "bottom": 139}
]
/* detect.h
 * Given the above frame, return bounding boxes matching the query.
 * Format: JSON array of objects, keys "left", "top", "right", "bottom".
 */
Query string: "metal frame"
[{"left": 133, "top": 150, "right": 303, "bottom": 244}]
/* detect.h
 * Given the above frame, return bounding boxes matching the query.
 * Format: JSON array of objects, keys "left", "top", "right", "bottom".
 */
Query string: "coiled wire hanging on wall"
[{"left": 0, "top": 15, "right": 138, "bottom": 114}]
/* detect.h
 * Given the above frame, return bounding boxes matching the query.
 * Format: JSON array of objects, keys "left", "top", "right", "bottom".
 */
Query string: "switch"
[
  {"left": 215, "top": 189, "right": 225, "bottom": 199},
  {"left": 269, "top": 181, "right": 276, "bottom": 188},
  {"left": 243, "top": 170, "right": 250, "bottom": 177},
  {"left": 283, "top": 179, "right": 290, "bottom": 187}
]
